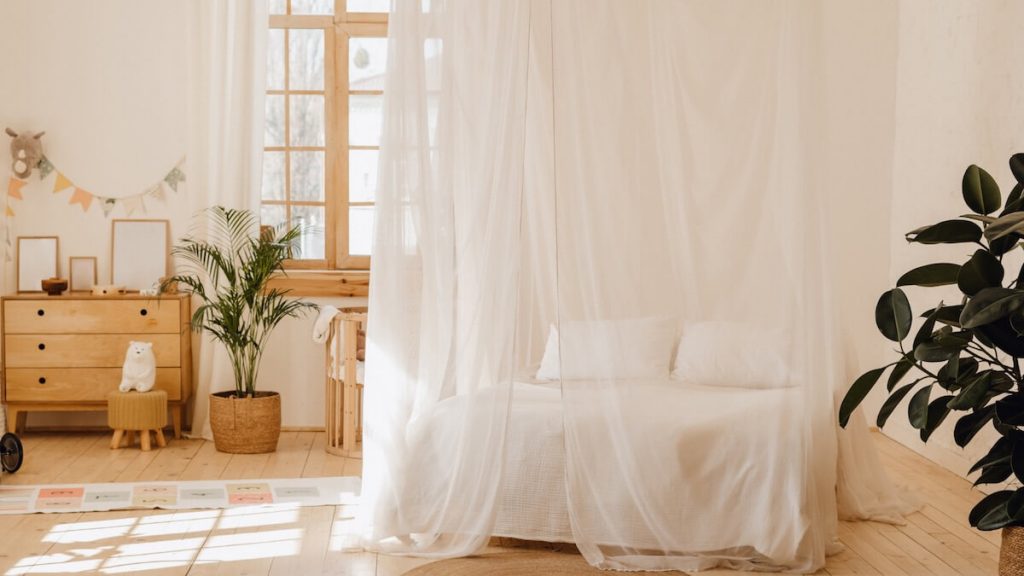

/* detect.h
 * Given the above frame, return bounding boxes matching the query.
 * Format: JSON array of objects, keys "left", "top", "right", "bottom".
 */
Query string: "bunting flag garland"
[{"left": 10, "top": 155, "right": 185, "bottom": 218}]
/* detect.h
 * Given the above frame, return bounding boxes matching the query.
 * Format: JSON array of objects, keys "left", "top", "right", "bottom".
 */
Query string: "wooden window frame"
[{"left": 265, "top": 1, "right": 386, "bottom": 296}]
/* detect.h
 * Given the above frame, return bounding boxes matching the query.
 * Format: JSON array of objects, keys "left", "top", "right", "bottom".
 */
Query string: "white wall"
[{"left": 0, "top": 0, "right": 354, "bottom": 430}]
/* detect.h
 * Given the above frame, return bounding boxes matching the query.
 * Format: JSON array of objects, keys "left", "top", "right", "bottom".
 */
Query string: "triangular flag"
[
  {"left": 100, "top": 197, "right": 117, "bottom": 217},
  {"left": 53, "top": 172, "right": 73, "bottom": 193},
  {"left": 163, "top": 167, "right": 185, "bottom": 192},
  {"left": 122, "top": 195, "right": 144, "bottom": 216},
  {"left": 37, "top": 155, "right": 54, "bottom": 180},
  {"left": 7, "top": 177, "right": 26, "bottom": 200},
  {"left": 148, "top": 184, "right": 165, "bottom": 201},
  {"left": 5, "top": 205, "right": 14, "bottom": 217},
  {"left": 69, "top": 187, "right": 93, "bottom": 211}
]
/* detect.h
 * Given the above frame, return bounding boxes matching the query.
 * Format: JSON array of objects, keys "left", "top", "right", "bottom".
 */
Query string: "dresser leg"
[
  {"left": 171, "top": 406, "right": 182, "bottom": 439},
  {"left": 6, "top": 408, "right": 24, "bottom": 434}
]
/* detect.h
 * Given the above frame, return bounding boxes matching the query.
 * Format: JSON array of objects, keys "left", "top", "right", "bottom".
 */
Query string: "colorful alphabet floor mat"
[{"left": 0, "top": 476, "right": 360, "bottom": 514}]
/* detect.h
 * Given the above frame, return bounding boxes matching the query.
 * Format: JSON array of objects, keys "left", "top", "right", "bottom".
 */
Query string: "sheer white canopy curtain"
[{"left": 361, "top": 0, "right": 904, "bottom": 571}]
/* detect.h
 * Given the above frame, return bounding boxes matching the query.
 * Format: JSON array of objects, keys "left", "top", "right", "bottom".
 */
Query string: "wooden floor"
[{"left": 0, "top": 430, "right": 1001, "bottom": 575}]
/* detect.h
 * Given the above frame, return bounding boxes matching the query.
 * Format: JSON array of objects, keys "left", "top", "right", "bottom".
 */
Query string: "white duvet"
[{"left": 402, "top": 380, "right": 813, "bottom": 570}]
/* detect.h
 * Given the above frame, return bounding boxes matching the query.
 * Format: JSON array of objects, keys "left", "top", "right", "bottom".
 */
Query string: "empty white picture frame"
[
  {"left": 111, "top": 219, "right": 169, "bottom": 291},
  {"left": 17, "top": 236, "right": 59, "bottom": 293},
  {"left": 69, "top": 256, "right": 98, "bottom": 292}
]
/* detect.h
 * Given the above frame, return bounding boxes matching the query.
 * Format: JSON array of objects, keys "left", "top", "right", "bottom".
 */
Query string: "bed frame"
[{"left": 325, "top": 307, "right": 367, "bottom": 457}]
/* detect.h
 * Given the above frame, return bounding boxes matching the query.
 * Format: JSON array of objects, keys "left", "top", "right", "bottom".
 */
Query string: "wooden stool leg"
[
  {"left": 155, "top": 428, "right": 167, "bottom": 448},
  {"left": 140, "top": 430, "right": 151, "bottom": 452},
  {"left": 125, "top": 430, "right": 135, "bottom": 447},
  {"left": 110, "top": 429, "right": 124, "bottom": 450}
]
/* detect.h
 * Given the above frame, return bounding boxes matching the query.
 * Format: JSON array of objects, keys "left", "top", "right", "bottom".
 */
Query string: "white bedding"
[{"left": 405, "top": 380, "right": 809, "bottom": 569}]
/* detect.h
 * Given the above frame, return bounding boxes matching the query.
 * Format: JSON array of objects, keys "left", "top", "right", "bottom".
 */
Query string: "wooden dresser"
[{"left": 1, "top": 293, "right": 192, "bottom": 437}]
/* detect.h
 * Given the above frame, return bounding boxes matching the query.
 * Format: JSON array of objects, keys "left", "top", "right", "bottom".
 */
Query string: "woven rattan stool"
[{"left": 107, "top": 390, "right": 168, "bottom": 451}]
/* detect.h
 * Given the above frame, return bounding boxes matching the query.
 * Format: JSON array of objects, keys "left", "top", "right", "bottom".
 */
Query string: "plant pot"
[
  {"left": 1002, "top": 526, "right": 1024, "bottom": 576},
  {"left": 208, "top": 391, "right": 281, "bottom": 454}
]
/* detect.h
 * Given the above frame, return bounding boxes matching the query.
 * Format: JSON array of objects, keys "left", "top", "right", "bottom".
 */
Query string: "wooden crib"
[{"left": 325, "top": 307, "right": 367, "bottom": 457}]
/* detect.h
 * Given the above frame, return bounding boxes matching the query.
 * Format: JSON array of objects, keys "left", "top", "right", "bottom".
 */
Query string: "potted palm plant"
[
  {"left": 839, "top": 154, "right": 1024, "bottom": 574},
  {"left": 165, "top": 206, "right": 317, "bottom": 453}
]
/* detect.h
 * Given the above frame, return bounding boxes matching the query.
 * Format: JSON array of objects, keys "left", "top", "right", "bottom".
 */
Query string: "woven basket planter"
[
  {"left": 209, "top": 391, "right": 281, "bottom": 454},
  {"left": 1003, "top": 526, "right": 1024, "bottom": 576}
]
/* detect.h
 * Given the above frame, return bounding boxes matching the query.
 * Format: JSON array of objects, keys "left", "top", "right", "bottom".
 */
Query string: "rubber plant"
[
  {"left": 164, "top": 206, "right": 318, "bottom": 397},
  {"left": 839, "top": 153, "right": 1024, "bottom": 532}
]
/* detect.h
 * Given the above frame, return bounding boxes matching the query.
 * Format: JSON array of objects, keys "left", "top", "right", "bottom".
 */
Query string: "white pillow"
[
  {"left": 671, "top": 321, "right": 792, "bottom": 389},
  {"left": 535, "top": 317, "right": 676, "bottom": 380}
]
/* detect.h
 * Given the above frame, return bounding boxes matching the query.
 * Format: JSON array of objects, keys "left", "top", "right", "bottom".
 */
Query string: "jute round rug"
[{"left": 401, "top": 550, "right": 604, "bottom": 575}]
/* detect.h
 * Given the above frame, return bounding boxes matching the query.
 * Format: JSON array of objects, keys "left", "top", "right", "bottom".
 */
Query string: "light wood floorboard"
[{"left": 0, "top": 430, "right": 1002, "bottom": 575}]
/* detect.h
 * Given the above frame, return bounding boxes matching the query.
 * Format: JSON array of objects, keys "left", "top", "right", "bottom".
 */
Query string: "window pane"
[
  {"left": 262, "top": 151, "right": 286, "bottom": 200},
  {"left": 261, "top": 203, "right": 287, "bottom": 231},
  {"left": 292, "top": 0, "right": 333, "bottom": 14},
  {"left": 268, "top": 0, "right": 287, "bottom": 15},
  {"left": 267, "top": 29, "right": 285, "bottom": 90},
  {"left": 347, "top": 0, "right": 389, "bottom": 13},
  {"left": 290, "top": 94, "right": 325, "bottom": 146},
  {"left": 349, "top": 94, "right": 383, "bottom": 146},
  {"left": 349, "top": 37, "right": 388, "bottom": 91},
  {"left": 291, "top": 151, "right": 325, "bottom": 202},
  {"left": 349, "top": 206, "right": 374, "bottom": 256},
  {"left": 289, "top": 29, "right": 324, "bottom": 91},
  {"left": 349, "top": 149, "right": 378, "bottom": 202},
  {"left": 293, "top": 205, "right": 326, "bottom": 260},
  {"left": 265, "top": 95, "right": 285, "bottom": 146}
]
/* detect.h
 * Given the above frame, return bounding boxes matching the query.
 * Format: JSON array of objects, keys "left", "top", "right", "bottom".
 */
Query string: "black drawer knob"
[
  {"left": 37, "top": 309, "right": 44, "bottom": 316},
  {"left": 38, "top": 377, "right": 46, "bottom": 384},
  {"left": 140, "top": 309, "right": 148, "bottom": 316},
  {"left": 38, "top": 343, "right": 45, "bottom": 351}
]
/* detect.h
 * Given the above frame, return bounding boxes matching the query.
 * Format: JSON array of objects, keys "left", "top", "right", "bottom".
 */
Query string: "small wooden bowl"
[{"left": 41, "top": 277, "right": 68, "bottom": 296}]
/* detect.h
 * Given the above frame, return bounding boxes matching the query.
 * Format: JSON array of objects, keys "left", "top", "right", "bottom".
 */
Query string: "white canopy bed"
[{"left": 359, "top": 0, "right": 907, "bottom": 572}]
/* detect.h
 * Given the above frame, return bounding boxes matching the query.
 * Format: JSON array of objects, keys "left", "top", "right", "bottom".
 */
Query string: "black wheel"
[{"left": 1, "top": 433, "right": 23, "bottom": 473}]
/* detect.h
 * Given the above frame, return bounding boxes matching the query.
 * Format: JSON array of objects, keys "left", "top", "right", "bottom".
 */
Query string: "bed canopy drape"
[{"left": 360, "top": 0, "right": 906, "bottom": 571}]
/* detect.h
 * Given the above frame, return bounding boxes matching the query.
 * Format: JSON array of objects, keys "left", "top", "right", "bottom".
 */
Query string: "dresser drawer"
[
  {"left": 4, "top": 300, "right": 181, "bottom": 334},
  {"left": 5, "top": 368, "right": 181, "bottom": 402},
  {"left": 4, "top": 334, "right": 181, "bottom": 368}
]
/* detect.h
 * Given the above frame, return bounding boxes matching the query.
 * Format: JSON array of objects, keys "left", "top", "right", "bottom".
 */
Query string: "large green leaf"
[
  {"left": 875, "top": 289, "right": 913, "bottom": 342},
  {"left": 957, "top": 250, "right": 1005, "bottom": 296},
  {"left": 996, "top": 394, "right": 1024, "bottom": 426},
  {"left": 970, "top": 436, "right": 1012, "bottom": 474},
  {"left": 975, "top": 464, "right": 1013, "bottom": 486},
  {"left": 955, "top": 405, "right": 996, "bottom": 447},
  {"left": 960, "top": 287, "right": 1024, "bottom": 329},
  {"left": 972, "top": 491, "right": 1014, "bottom": 531},
  {"left": 908, "top": 384, "right": 933, "bottom": 429},
  {"left": 1013, "top": 438, "right": 1024, "bottom": 483},
  {"left": 839, "top": 367, "right": 886, "bottom": 428},
  {"left": 1006, "top": 182, "right": 1024, "bottom": 212},
  {"left": 963, "top": 164, "right": 1001, "bottom": 215},
  {"left": 1009, "top": 490, "right": 1024, "bottom": 522},
  {"left": 948, "top": 372, "right": 993, "bottom": 411},
  {"left": 896, "top": 264, "right": 961, "bottom": 288},
  {"left": 905, "top": 220, "right": 983, "bottom": 244},
  {"left": 983, "top": 211, "right": 1024, "bottom": 242},
  {"left": 1011, "top": 153, "right": 1024, "bottom": 184},
  {"left": 886, "top": 355, "right": 916, "bottom": 392},
  {"left": 921, "top": 395, "right": 954, "bottom": 442},
  {"left": 977, "top": 318, "right": 1024, "bottom": 358},
  {"left": 922, "top": 304, "right": 964, "bottom": 328},
  {"left": 877, "top": 381, "right": 918, "bottom": 428}
]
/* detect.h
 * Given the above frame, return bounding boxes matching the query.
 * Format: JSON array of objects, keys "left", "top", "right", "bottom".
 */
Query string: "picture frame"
[
  {"left": 69, "top": 256, "right": 98, "bottom": 292},
  {"left": 17, "top": 236, "right": 59, "bottom": 293},
  {"left": 111, "top": 219, "right": 170, "bottom": 291}
]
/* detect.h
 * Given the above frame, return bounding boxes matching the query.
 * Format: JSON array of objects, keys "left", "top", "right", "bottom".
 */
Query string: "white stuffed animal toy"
[{"left": 119, "top": 341, "right": 157, "bottom": 393}]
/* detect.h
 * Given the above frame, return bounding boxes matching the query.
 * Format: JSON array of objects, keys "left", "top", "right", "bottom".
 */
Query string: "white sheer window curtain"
[{"left": 184, "top": 0, "right": 267, "bottom": 439}]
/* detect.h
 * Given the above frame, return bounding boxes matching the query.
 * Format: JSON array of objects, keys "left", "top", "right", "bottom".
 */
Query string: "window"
[{"left": 264, "top": 0, "right": 387, "bottom": 277}]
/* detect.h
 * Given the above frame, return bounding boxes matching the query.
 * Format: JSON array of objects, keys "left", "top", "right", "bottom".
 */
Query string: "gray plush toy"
[{"left": 5, "top": 128, "right": 45, "bottom": 179}]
